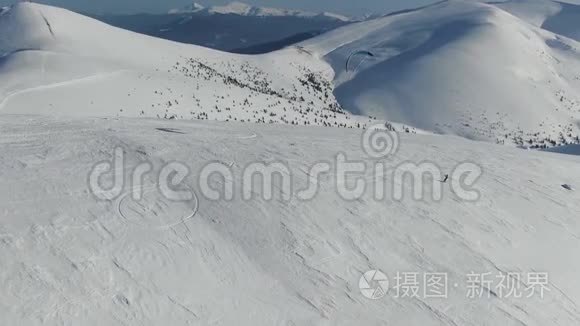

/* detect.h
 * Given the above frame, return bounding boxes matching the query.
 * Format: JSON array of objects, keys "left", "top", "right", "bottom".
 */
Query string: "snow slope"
[
  {"left": 493, "top": 0, "right": 580, "bottom": 41},
  {"left": 6, "top": 1, "right": 580, "bottom": 147},
  {"left": 300, "top": 0, "right": 580, "bottom": 147},
  {"left": 2, "top": 2, "right": 580, "bottom": 325},
  {"left": 0, "top": 115, "right": 579, "bottom": 325},
  {"left": 0, "top": 2, "right": 372, "bottom": 128}
]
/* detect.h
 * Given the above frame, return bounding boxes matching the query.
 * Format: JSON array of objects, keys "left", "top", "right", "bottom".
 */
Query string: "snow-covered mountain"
[
  {"left": 2, "top": 2, "right": 580, "bottom": 325},
  {"left": 300, "top": 0, "right": 580, "bottom": 148},
  {"left": 493, "top": 0, "right": 580, "bottom": 41},
  {"left": 4, "top": 0, "right": 580, "bottom": 148},
  {"left": 168, "top": 2, "right": 205, "bottom": 14},
  {"left": 170, "top": 1, "right": 351, "bottom": 22},
  {"left": 0, "top": 2, "right": 372, "bottom": 128}
]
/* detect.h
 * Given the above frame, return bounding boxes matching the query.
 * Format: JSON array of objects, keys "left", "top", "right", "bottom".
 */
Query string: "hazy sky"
[{"left": 0, "top": 0, "right": 437, "bottom": 16}]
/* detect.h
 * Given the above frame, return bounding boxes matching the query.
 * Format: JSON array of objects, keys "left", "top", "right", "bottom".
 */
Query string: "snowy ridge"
[
  {"left": 0, "top": 2, "right": 373, "bottom": 128},
  {"left": 493, "top": 0, "right": 580, "bottom": 41},
  {"left": 2, "top": 1, "right": 580, "bottom": 146},
  {"left": 300, "top": 0, "right": 580, "bottom": 147}
]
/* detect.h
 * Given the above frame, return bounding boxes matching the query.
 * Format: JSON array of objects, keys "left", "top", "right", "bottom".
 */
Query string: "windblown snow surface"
[
  {"left": 1, "top": 1, "right": 580, "bottom": 326},
  {"left": 1, "top": 115, "right": 580, "bottom": 325}
]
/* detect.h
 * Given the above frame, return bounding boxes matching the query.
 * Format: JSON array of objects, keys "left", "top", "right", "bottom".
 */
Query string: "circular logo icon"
[
  {"left": 362, "top": 125, "right": 399, "bottom": 159},
  {"left": 359, "top": 270, "right": 389, "bottom": 300}
]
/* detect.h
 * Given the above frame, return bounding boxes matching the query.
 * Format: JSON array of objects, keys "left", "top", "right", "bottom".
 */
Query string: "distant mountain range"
[
  {"left": 168, "top": 1, "right": 351, "bottom": 22},
  {"left": 92, "top": 2, "right": 351, "bottom": 53}
]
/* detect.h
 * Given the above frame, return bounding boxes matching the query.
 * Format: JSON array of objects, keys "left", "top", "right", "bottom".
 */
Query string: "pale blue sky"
[{"left": 0, "top": 0, "right": 437, "bottom": 15}]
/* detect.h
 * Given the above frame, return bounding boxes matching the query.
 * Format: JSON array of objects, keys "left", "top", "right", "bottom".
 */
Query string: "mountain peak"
[
  {"left": 208, "top": 1, "right": 254, "bottom": 15},
  {"left": 169, "top": 2, "right": 205, "bottom": 14}
]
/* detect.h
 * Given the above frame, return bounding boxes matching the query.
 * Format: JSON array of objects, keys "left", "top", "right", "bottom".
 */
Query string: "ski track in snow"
[
  {"left": 116, "top": 185, "right": 200, "bottom": 231},
  {"left": 0, "top": 69, "right": 129, "bottom": 111}
]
